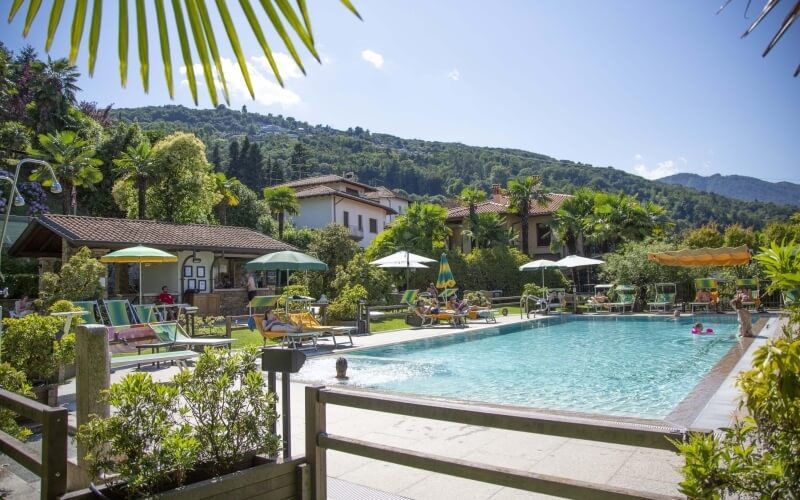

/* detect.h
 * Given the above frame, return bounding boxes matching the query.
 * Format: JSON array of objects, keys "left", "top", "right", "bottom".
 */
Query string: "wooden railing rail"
[
  {"left": 306, "top": 386, "right": 686, "bottom": 499},
  {"left": 0, "top": 388, "right": 68, "bottom": 500}
]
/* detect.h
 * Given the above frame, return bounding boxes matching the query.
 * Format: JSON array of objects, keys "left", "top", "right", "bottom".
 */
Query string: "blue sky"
[{"left": 2, "top": 1, "right": 798, "bottom": 182}]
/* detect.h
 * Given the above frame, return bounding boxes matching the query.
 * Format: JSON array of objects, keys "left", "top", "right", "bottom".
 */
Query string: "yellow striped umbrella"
[{"left": 436, "top": 253, "right": 456, "bottom": 289}]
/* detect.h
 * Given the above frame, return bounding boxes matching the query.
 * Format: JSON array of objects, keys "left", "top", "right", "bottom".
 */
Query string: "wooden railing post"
[
  {"left": 305, "top": 386, "right": 327, "bottom": 499},
  {"left": 41, "top": 405, "right": 68, "bottom": 499},
  {"left": 74, "top": 324, "right": 110, "bottom": 489},
  {"left": 225, "top": 315, "right": 233, "bottom": 338}
]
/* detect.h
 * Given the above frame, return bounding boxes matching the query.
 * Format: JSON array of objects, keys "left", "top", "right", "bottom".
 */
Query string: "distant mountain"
[
  {"left": 659, "top": 173, "right": 800, "bottom": 207},
  {"left": 114, "top": 105, "right": 797, "bottom": 230}
]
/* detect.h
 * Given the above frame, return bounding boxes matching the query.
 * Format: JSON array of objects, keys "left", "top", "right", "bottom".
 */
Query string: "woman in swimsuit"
[{"left": 263, "top": 309, "right": 300, "bottom": 332}]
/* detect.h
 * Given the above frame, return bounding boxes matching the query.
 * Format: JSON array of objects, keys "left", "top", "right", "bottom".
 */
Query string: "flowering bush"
[{"left": 0, "top": 182, "right": 50, "bottom": 216}]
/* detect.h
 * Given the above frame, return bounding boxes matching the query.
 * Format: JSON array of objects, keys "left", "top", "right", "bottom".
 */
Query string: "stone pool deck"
[{"left": 3, "top": 310, "right": 784, "bottom": 499}]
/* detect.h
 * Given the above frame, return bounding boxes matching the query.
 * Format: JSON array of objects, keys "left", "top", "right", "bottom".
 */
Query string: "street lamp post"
[{"left": 0, "top": 158, "right": 62, "bottom": 287}]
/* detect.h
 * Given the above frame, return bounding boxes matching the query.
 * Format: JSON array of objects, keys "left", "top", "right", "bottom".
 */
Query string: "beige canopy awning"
[{"left": 647, "top": 245, "right": 751, "bottom": 267}]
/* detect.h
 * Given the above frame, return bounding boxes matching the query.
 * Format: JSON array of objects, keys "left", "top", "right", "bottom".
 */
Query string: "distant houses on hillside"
[
  {"left": 446, "top": 184, "right": 572, "bottom": 259},
  {"left": 274, "top": 174, "right": 409, "bottom": 247}
]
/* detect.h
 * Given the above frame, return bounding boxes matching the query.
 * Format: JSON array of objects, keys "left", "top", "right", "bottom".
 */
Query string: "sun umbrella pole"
[{"left": 139, "top": 262, "right": 143, "bottom": 305}]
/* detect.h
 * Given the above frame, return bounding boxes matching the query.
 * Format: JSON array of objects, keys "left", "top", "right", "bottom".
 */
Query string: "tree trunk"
[
  {"left": 61, "top": 179, "right": 73, "bottom": 215},
  {"left": 521, "top": 214, "right": 530, "bottom": 255},
  {"left": 218, "top": 203, "right": 227, "bottom": 225},
  {"left": 137, "top": 176, "right": 147, "bottom": 220},
  {"left": 277, "top": 213, "right": 285, "bottom": 240}
]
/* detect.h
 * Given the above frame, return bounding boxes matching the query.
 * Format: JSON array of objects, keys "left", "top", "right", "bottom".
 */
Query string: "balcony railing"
[{"left": 347, "top": 225, "right": 364, "bottom": 240}]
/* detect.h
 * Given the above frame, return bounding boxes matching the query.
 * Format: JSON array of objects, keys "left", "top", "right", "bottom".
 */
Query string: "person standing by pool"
[
  {"left": 246, "top": 272, "right": 257, "bottom": 302},
  {"left": 731, "top": 297, "right": 753, "bottom": 337}
]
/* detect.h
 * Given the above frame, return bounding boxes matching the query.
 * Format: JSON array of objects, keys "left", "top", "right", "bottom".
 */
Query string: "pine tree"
[
  {"left": 243, "top": 142, "right": 265, "bottom": 190},
  {"left": 227, "top": 140, "right": 240, "bottom": 176},
  {"left": 289, "top": 142, "right": 310, "bottom": 180}
]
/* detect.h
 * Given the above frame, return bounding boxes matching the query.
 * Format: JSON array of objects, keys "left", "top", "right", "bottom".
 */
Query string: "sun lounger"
[
  {"left": 648, "top": 283, "right": 676, "bottom": 313},
  {"left": 103, "top": 299, "right": 139, "bottom": 328},
  {"left": 149, "top": 321, "right": 234, "bottom": 351},
  {"left": 607, "top": 285, "right": 636, "bottom": 314},
  {"left": 735, "top": 278, "right": 760, "bottom": 310},
  {"left": 110, "top": 350, "right": 198, "bottom": 370},
  {"left": 586, "top": 284, "right": 613, "bottom": 313},
  {"left": 288, "top": 312, "right": 354, "bottom": 347},
  {"left": 690, "top": 278, "right": 718, "bottom": 313},
  {"left": 73, "top": 300, "right": 101, "bottom": 323},
  {"left": 412, "top": 306, "right": 467, "bottom": 328},
  {"left": 132, "top": 304, "right": 163, "bottom": 323}
]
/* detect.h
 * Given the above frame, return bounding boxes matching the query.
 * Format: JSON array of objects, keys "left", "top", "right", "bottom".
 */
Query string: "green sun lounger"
[
  {"left": 149, "top": 321, "right": 234, "bottom": 350},
  {"left": 608, "top": 285, "right": 635, "bottom": 314},
  {"left": 72, "top": 300, "right": 101, "bottom": 323}
]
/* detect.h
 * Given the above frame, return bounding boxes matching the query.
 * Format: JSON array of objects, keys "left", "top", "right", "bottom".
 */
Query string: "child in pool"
[{"left": 691, "top": 322, "right": 714, "bottom": 334}]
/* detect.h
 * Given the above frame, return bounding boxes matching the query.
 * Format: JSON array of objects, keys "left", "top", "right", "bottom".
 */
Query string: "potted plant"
[
  {"left": 71, "top": 347, "right": 283, "bottom": 498},
  {"left": 1, "top": 307, "right": 75, "bottom": 405}
]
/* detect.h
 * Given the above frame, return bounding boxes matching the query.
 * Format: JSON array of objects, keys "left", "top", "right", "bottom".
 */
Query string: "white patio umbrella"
[
  {"left": 370, "top": 251, "right": 435, "bottom": 290},
  {"left": 369, "top": 251, "right": 436, "bottom": 266},
  {"left": 555, "top": 255, "right": 605, "bottom": 312},
  {"left": 519, "top": 259, "right": 560, "bottom": 298}
]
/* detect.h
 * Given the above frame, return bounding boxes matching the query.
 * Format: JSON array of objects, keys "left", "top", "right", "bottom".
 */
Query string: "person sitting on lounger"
[
  {"left": 587, "top": 292, "right": 608, "bottom": 305},
  {"left": 447, "top": 295, "right": 470, "bottom": 314},
  {"left": 263, "top": 309, "right": 300, "bottom": 332},
  {"left": 695, "top": 289, "right": 711, "bottom": 303}
]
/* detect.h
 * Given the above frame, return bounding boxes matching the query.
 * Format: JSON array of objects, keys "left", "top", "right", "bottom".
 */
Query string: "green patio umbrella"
[
  {"left": 245, "top": 250, "right": 328, "bottom": 289},
  {"left": 245, "top": 251, "right": 328, "bottom": 272},
  {"left": 436, "top": 253, "right": 456, "bottom": 289},
  {"left": 100, "top": 245, "right": 178, "bottom": 304}
]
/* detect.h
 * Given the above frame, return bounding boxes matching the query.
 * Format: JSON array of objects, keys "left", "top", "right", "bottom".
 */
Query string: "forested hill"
[
  {"left": 115, "top": 105, "right": 796, "bottom": 230},
  {"left": 659, "top": 173, "right": 800, "bottom": 207}
]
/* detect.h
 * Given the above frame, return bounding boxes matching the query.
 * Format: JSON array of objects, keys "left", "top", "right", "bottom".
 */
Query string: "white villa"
[{"left": 275, "top": 174, "right": 406, "bottom": 247}]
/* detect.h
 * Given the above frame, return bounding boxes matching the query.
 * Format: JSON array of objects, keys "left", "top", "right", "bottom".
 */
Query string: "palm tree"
[
  {"left": 506, "top": 176, "right": 551, "bottom": 256},
  {"left": 464, "top": 213, "right": 517, "bottom": 249},
  {"left": 213, "top": 173, "right": 241, "bottom": 225},
  {"left": 457, "top": 187, "right": 487, "bottom": 223},
  {"left": 113, "top": 142, "right": 156, "bottom": 219},
  {"left": 262, "top": 186, "right": 299, "bottom": 240},
  {"left": 550, "top": 188, "right": 595, "bottom": 255},
  {"left": 29, "top": 130, "right": 102, "bottom": 214},
  {"left": 7, "top": 1, "right": 361, "bottom": 105}
]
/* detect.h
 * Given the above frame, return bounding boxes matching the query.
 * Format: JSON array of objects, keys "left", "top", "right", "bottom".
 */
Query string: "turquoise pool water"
[{"left": 298, "top": 316, "right": 741, "bottom": 419}]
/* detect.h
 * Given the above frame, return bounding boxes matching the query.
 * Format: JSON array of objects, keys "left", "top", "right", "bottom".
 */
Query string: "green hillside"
[
  {"left": 659, "top": 173, "right": 800, "bottom": 207},
  {"left": 116, "top": 105, "right": 796, "bottom": 231}
]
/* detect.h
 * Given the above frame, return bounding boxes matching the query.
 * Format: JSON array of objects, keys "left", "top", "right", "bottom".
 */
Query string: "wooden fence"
[
  {"left": 0, "top": 388, "right": 68, "bottom": 500},
  {"left": 305, "top": 386, "right": 687, "bottom": 499}
]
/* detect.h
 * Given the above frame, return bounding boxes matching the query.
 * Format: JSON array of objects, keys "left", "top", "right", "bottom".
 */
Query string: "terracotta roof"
[
  {"left": 446, "top": 193, "right": 571, "bottom": 220},
  {"left": 275, "top": 174, "right": 376, "bottom": 192},
  {"left": 294, "top": 186, "right": 398, "bottom": 214},
  {"left": 9, "top": 215, "right": 295, "bottom": 257},
  {"left": 363, "top": 186, "right": 409, "bottom": 201}
]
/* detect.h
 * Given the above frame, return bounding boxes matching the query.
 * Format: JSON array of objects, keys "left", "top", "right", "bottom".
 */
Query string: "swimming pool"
[{"left": 297, "top": 316, "right": 742, "bottom": 419}]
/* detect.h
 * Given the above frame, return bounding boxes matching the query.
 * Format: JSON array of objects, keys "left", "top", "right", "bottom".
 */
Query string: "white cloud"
[
  {"left": 252, "top": 53, "right": 304, "bottom": 81},
  {"left": 632, "top": 160, "right": 680, "bottom": 180},
  {"left": 180, "top": 54, "right": 301, "bottom": 108},
  {"left": 633, "top": 153, "right": 643, "bottom": 161},
  {"left": 361, "top": 49, "right": 384, "bottom": 69},
  {"left": 678, "top": 157, "right": 687, "bottom": 165},
  {"left": 447, "top": 68, "right": 461, "bottom": 81}
]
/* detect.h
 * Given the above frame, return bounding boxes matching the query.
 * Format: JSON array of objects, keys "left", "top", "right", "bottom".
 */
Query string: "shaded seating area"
[
  {"left": 690, "top": 278, "right": 719, "bottom": 313},
  {"left": 607, "top": 285, "right": 636, "bottom": 314},
  {"left": 648, "top": 283, "right": 676, "bottom": 313}
]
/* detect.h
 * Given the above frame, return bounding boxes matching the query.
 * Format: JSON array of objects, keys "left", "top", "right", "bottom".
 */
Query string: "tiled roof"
[
  {"left": 275, "top": 174, "right": 376, "bottom": 192},
  {"left": 363, "top": 186, "right": 409, "bottom": 201},
  {"left": 294, "top": 186, "right": 398, "bottom": 214},
  {"left": 21, "top": 215, "right": 295, "bottom": 253},
  {"left": 446, "top": 193, "right": 571, "bottom": 220}
]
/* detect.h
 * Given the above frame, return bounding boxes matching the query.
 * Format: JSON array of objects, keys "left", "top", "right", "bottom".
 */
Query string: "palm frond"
[
  {"left": 7, "top": 0, "right": 362, "bottom": 102},
  {"left": 719, "top": 0, "right": 800, "bottom": 76}
]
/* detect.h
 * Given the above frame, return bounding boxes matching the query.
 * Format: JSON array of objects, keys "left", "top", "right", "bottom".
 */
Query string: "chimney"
[{"left": 491, "top": 184, "right": 502, "bottom": 201}]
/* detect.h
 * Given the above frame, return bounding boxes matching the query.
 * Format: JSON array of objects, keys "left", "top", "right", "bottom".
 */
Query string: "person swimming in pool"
[{"left": 691, "top": 322, "right": 714, "bottom": 334}]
